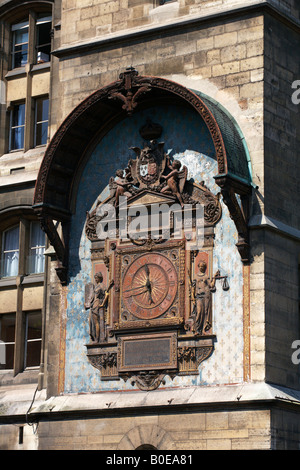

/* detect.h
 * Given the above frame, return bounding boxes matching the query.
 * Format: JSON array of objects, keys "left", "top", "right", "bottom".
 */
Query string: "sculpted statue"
[
  {"left": 161, "top": 156, "right": 187, "bottom": 208},
  {"left": 85, "top": 273, "right": 114, "bottom": 343},
  {"left": 191, "top": 261, "right": 220, "bottom": 335},
  {"left": 110, "top": 169, "right": 134, "bottom": 207}
]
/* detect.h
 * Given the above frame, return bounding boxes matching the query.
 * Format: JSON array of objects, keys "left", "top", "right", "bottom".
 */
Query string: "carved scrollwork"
[
  {"left": 196, "top": 346, "right": 214, "bottom": 366},
  {"left": 130, "top": 371, "right": 166, "bottom": 391},
  {"left": 87, "top": 352, "right": 117, "bottom": 370},
  {"left": 108, "top": 67, "right": 151, "bottom": 115},
  {"left": 178, "top": 346, "right": 196, "bottom": 362},
  {"left": 215, "top": 175, "right": 250, "bottom": 263}
]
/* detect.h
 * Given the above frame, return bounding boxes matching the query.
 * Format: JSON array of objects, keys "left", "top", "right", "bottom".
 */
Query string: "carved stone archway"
[
  {"left": 117, "top": 424, "right": 175, "bottom": 450},
  {"left": 33, "top": 67, "right": 252, "bottom": 283}
]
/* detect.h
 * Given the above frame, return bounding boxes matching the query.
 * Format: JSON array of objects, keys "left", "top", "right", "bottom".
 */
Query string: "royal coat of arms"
[{"left": 130, "top": 140, "right": 166, "bottom": 187}]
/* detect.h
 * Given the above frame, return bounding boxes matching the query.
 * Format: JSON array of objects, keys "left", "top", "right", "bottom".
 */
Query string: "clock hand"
[
  {"left": 145, "top": 269, "right": 154, "bottom": 304},
  {"left": 123, "top": 284, "right": 147, "bottom": 292},
  {"left": 123, "top": 289, "right": 149, "bottom": 298},
  {"left": 145, "top": 264, "right": 150, "bottom": 277},
  {"left": 144, "top": 265, "right": 152, "bottom": 291}
]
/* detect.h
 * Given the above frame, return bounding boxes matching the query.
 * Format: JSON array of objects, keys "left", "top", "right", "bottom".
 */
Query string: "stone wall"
[
  {"left": 59, "top": 0, "right": 299, "bottom": 47},
  {"left": 55, "top": 15, "right": 264, "bottom": 117},
  {"left": 272, "top": 407, "right": 300, "bottom": 449},
  {"left": 264, "top": 15, "right": 300, "bottom": 229},
  {"left": 37, "top": 408, "right": 272, "bottom": 450},
  {"left": 1, "top": 0, "right": 300, "bottom": 451},
  {"left": 0, "top": 423, "right": 38, "bottom": 450},
  {"left": 263, "top": 14, "right": 300, "bottom": 388}
]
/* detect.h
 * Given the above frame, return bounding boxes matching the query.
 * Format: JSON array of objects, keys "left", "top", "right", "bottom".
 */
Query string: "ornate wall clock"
[
  {"left": 114, "top": 241, "right": 185, "bottom": 330},
  {"left": 84, "top": 119, "right": 226, "bottom": 390},
  {"left": 121, "top": 252, "right": 178, "bottom": 320}
]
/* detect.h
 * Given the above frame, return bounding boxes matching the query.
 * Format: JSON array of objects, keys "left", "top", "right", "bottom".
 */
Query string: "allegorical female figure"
[
  {"left": 85, "top": 272, "right": 114, "bottom": 343},
  {"left": 192, "top": 261, "right": 219, "bottom": 335}
]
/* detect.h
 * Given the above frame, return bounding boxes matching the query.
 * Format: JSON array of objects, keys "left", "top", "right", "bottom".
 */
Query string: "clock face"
[{"left": 122, "top": 252, "right": 178, "bottom": 320}]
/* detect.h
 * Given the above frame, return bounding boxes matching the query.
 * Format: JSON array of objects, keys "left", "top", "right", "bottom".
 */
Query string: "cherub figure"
[
  {"left": 161, "top": 157, "right": 187, "bottom": 207},
  {"left": 113, "top": 169, "right": 133, "bottom": 207}
]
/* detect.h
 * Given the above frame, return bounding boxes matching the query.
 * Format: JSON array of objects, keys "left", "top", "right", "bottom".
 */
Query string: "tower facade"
[{"left": 0, "top": 0, "right": 299, "bottom": 450}]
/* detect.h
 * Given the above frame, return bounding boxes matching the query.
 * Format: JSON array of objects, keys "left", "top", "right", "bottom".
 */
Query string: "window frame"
[
  {"left": 35, "top": 15, "right": 52, "bottom": 64},
  {"left": 27, "top": 220, "right": 46, "bottom": 274},
  {"left": 2, "top": 8, "right": 52, "bottom": 155},
  {"left": 0, "top": 219, "right": 46, "bottom": 280},
  {"left": 0, "top": 214, "right": 47, "bottom": 376},
  {"left": 10, "top": 11, "right": 52, "bottom": 71},
  {"left": 1, "top": 225, "right": 20, "bottom": 278},
  {"left": 24, "top": 310, "right": 42, "bottom": 369},
  {"left": 9, "top": 101, "right": 26, "bottom": 152},
  {"left": 34, "top": 96, "right": 49, "bottom": 147},
  {"left": 0, "top": 309, "right": 42, "bottom": 372},
  {"left": 11, "top": 19, "right": 29, "bottom": 69},
  {"left": 0, "top": 313, "right": 16, "bottom": 370}
]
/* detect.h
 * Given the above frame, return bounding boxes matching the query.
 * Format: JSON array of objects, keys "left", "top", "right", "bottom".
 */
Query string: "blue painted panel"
[{"left": 64, "top": 104, "right": 243, "bottom": 393}]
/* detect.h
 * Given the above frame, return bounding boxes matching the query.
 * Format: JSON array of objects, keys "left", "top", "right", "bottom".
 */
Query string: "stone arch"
[
  {"left": 33, "top": 67, "right": 253, "bottom": 283},
  {"left": 117, "top": 424, "right": 176, "bottom": 451},
  {"left": 33, "top": 67, "right": 247, "bottom": 215}
]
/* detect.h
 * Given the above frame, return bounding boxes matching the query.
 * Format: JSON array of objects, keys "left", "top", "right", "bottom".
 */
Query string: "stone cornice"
[
  {"left": 52, "top": 1, "right": 300, "bottom": 59},
  {"left": 23, "top": 382, "right": 300, "bottom": 423}
]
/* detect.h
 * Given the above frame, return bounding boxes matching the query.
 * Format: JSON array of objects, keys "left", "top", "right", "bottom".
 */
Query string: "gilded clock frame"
[{"left": 113, "top": 239, "right": 186, "bottom": 331}]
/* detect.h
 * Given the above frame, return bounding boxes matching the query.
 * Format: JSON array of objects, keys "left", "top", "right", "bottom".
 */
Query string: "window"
[
  {"left": 34, "top": 97, "right": 49, "bottom": 146},
  {"left": 0, "top": 311, "right": 42, "bottom": 371},
  {"left": 27, "top": 221, "right": 46, "bottom": 274},
  {"left": 5, "top": 10, "right": 52, "bottom": 154},
  {"left": 11, "top": 20, "right": 29, "bottom": 69},
  {"left": 24, "top": 311, "right": 42, "bottom": 368},
  {"left": 36, "top": 15, "right": 52, "bottom": 64},
  {"left": 0, "top": 218, "right": 45, "bottom": 374},
  {"left": 10, "top": 13, "right": 52, "bottom": 70},
  {"left": 1, "top": 226, "right": 19, "bottom": 277},
  {"left": 9, "top": 103, "right": 25, "bottom": 151},
  {"left": 1, "top": 221, "right": 45, "bottom": 278},
  {"left": 8, "top": 97, "right": 49, "bottom": 152},
  {"left": 0, "top": 314, "right": 16, "bottom": 370}
]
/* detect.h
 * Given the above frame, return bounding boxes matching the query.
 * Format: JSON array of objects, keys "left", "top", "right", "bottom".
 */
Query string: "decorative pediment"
[
  {"left": 85, "top": 120, "right": 222, "bottom": 243},
  {"left": 126, "top": 189, "right": 177, "bottom": 207}
]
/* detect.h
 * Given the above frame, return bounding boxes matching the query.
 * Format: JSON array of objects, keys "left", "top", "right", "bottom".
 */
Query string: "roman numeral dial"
[{"left": 121, "top": 252, "right": 178, "bottom": 320}]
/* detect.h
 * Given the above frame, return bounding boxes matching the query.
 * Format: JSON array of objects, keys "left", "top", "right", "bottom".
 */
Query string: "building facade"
[{"left": 0, "top": 0, "right": 300, "bottom": 450}]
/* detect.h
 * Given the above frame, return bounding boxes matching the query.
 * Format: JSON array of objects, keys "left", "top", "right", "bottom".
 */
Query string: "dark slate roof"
[{"left": 192, "top": 89, "right": 253, "bottom": 186}]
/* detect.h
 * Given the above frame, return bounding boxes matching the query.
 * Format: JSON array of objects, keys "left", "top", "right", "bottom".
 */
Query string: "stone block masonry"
[
  {"left": 54, "top": 16, "right": 264, "bottom": 129},
  {"left": 37, "top": 408, "right": 272, "bottom": 450}
]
